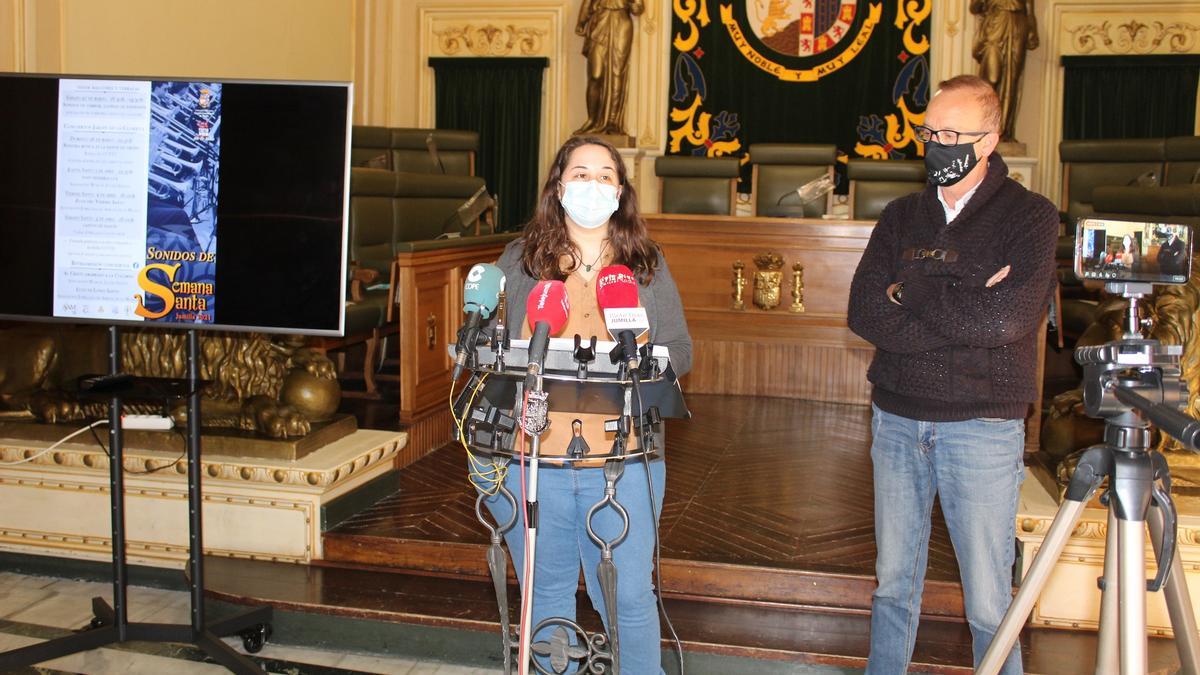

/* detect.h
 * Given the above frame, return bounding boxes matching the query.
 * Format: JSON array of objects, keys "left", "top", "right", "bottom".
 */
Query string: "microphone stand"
[
  {"left": 457, "top": 333, "right": 688, "bottom": 673},
  {"left": 493, "top": 289, "right": 509, "bottom": 371},
  {"left": 771, "top": 175, "right": 836, "bottom": 216},
  {"left": 518, "top": 359, "right": 549, "bottom": 675}
]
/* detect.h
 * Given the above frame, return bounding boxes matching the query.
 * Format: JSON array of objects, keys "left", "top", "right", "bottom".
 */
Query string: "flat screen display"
[
  {"left": 1075, "top": 218, "right": 1192, "bottom": 285},
  {"left": 0, "top": 73, "right": 351, "bottom": 336}
]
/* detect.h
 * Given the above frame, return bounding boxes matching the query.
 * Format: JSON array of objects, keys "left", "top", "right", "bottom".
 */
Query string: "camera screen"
[{"left": 1075, "top": 218, "right": 1192, "bottom": 285}]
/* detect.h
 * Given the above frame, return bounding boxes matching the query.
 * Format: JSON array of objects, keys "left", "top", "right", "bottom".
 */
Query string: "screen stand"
[{"left": 0, "top": 327, "right": 273, "bottom": 674}]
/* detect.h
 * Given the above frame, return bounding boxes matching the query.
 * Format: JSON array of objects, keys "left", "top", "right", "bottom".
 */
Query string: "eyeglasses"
[{"left": 913, "top": 125, "right": 991, "bottom": 146}]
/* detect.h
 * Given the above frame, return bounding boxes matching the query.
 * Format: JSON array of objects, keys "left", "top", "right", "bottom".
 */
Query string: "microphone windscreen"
[
  {"left": 595, "top": 264, "right": 639, "bottom": 310},
  {"left": 463, "top": 263, "right": 505, "bottom": 318},
  {"left": 526, "top": 280, "right": 570, "bottom": 333}
]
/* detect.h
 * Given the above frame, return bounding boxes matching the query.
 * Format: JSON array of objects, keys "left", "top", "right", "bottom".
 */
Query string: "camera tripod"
[{"left": 978, "top": 284, "right": 1200, "bottom": 675}]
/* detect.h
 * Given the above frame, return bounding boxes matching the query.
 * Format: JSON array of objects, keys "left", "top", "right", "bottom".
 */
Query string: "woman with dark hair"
[
  {"left": 481, "top": 136, "right": 691, "bottom": 673},
  {"left": 1120, "top": 233, "right": 1139, "bottom": 269}
]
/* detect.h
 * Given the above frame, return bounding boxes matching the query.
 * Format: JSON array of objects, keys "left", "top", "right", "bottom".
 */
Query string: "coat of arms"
[{"left": 753, "top": 252, "right": 785, "bottom": 310}]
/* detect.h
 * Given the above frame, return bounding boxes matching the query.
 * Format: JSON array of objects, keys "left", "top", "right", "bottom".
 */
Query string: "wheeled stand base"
[{"left": 0, "top": 328, "right": 273, "bottom": 674}]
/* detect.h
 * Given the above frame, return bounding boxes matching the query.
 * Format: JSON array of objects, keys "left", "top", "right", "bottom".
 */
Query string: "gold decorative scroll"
[
  {"left": 673, "top": 0, "right": 711, "bottom": 52},
  {"left": 895, "top": 0, "right": 931, "bottom": 56},
  {"left": 1066, "top": 19, "right": 1200, "bottom": 55},
  {"left": 668, "top": 93, "right": 742, "bottom": 157},
  {"left": 433, "top": 24, "right": 548, "bottom": 57}
]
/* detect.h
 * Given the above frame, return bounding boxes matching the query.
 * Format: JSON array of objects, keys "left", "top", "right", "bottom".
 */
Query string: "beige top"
[{"left": 520, "top": 268, "right": 646, "bottom": 465}]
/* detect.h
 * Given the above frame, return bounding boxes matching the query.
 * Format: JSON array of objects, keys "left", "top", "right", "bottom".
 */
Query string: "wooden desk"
[
  {"left": 390, "top": 239, "right": 514, "bottom": 456},
  {"left": 647, "top": 213, "right": 876, "bottom": 404}
]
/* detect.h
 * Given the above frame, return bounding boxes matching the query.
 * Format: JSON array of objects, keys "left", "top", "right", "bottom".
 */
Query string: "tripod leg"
[
  {"left": 1096, "top": 506, "right": 1120, "bottom": 674},
  {"left": 1148, "top": 501, "right": 1200, "bottom": 675},
  {"left": 1118, "top": 517, "right": 1149, "bottom": 675},
  {"left": 977, "top": 498, "right": 1090, "bottom": 675}
]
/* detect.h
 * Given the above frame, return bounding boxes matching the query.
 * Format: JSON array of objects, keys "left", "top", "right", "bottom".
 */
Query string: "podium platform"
[{"left": 0, "top": 429, "right": 405, "bottom": 566}]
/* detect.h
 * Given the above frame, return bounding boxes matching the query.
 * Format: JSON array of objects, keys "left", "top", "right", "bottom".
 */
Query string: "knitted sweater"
[{"left": 846, "top": 155, "right": 1059, "bottom": 421}]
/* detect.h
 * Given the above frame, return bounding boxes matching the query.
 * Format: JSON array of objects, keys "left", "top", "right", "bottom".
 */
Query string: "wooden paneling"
[
  {"left": 411, "top": 270, "right": 453, "bottom": 412},
  {"left": 684, "top": 339, "right": 874, "bottom": 403},
  {"left": 647, "top": 213, "right": 876, "bottom": 404},
  {"left": 392, "top": 242, "right": 509, "bottom": 425},
  {"left": 393, "top": 406, "right": 455, "bottom": 469},
  {"left": 650, "top": 214, "right": 875, "bottom": 323}
]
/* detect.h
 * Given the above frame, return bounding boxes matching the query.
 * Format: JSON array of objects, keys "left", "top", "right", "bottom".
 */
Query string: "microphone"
[
  {"left": 453, "top": 263, "right": 504, "bottom": 381},
  {"left": 770, "top": 173, "right": 837, "bottom": 217},
  {"left": 595, "top": 264, "right": 647, "bottom": 370},
  {"left": 525, "top": 280, "right": 569, "bottom": 389}
]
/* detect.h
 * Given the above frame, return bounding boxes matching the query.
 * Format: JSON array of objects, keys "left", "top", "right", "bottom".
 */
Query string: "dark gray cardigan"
[
  {"left": 847, "top": 155, "right": 1058, "bottom": 421},
  {"left": 491, "top": 239, "right": 693, "bottom": 377}
]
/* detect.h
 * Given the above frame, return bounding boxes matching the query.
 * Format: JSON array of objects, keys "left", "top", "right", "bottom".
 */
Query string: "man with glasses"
[{"left": 847, "top": 75, "right": 1058, "bottom": 675}]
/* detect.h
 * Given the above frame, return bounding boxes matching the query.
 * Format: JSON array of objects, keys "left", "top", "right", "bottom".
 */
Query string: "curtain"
[
  {"left": 430, "top": 57, "right": 548, "bottom": 231},
  {"left": 1062, "top": 55, "right": 1200, "bottom": 140}
]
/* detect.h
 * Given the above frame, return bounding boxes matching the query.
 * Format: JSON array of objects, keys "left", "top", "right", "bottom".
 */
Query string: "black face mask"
[{"left": 924, "top": 141, "right": 977, "bottom": 187}]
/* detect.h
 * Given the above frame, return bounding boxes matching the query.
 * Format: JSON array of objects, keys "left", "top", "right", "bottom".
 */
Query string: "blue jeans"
[
  {"left": 867, "top": 404, "right": 1025, "bottom": 675},
  {"left": 480, "top": 458, "right": 666, "bottom": 674}
]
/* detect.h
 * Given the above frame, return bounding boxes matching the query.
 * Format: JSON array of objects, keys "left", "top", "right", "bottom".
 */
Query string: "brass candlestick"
[
  {"left": 790, "top": 263, "right": 805, "bottom": 313},
  {"left": 732, "top": 261, "right": 746, "bottom": 310}
]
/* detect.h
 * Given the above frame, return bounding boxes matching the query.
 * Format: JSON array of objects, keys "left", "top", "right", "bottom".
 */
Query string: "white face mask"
[{"left": 559, "top": 180, "right": 619, "bottom": 229}]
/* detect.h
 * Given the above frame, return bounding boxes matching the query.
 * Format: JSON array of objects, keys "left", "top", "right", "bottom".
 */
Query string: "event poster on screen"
[{"left": 52, "top": 79, "right": 221, "bottom": 324}]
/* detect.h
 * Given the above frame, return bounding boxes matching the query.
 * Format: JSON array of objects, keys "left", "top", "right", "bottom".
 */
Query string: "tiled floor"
[{"left": 0, "top": 571, "right": 495, "bottom": 674}]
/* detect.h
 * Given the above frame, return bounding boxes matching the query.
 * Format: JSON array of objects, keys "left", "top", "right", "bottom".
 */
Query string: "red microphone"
[
  {"left": 525, "top": 280, "right": 569, "bottom": 385},
  {"left": 596, "top": 265, "right": 640, "bottom": 311},
  {"left": 595, "top": 265, "right": 647, "bottom": 368}
]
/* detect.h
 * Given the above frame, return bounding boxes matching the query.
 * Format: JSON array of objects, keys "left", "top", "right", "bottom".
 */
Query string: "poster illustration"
[{"left": 137, "top": 81, "right": 221, "bottom": 323}]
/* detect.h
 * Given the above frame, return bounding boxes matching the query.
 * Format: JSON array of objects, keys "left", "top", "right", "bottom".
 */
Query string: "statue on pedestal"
[
  {"left": 971, "top": 0, "right": 1040, "bottom": 145},
  {"left": 574, "top": 0, "right": 644, "bottom": 145}
]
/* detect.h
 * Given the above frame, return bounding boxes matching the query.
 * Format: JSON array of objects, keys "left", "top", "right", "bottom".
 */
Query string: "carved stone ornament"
[
  {"left": 0, "top": 435, "right": 401, "bottom": 489},
  {"left": 434, "top": 24, "right": 547, "bottom": 57},
  {"left": 1067, "top": 19, "right": 1200, "bottom": 55},
  {"left": 752, "top": 252, "right": 785, "bottom": 311}
]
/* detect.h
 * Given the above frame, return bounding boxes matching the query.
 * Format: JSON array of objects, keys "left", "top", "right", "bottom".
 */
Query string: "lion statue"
[{"left": 0, "top": 324, "right": 340, "bottom": 439}]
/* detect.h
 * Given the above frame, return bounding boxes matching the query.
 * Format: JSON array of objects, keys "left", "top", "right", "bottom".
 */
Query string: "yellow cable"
[
  {"left": 465, "top": 374, "right": 506, "bottom": 494},
  {"left": 449, "top": 373, "right": 506, "bottom": 495}
]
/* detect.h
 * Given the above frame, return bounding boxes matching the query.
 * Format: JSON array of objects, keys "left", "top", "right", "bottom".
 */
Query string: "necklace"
[{"left": 579, "top": 240, "right": 610, "bottom": 273}]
